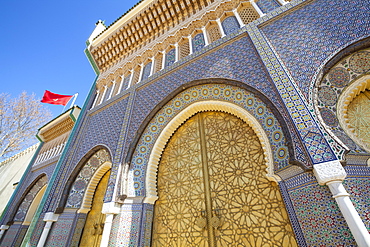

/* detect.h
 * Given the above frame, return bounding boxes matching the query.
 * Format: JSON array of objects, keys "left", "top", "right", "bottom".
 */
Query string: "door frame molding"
[{"left": 144, "top": 100, "right": 278, "bottom": 204}]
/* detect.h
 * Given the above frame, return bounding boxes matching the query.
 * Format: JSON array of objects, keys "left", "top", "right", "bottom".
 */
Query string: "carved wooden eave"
[
  {"left": 87, "top": 0, "right": 242, "bottom": 76},
  {"left": 36, "top": 106, "right": 81, "bottom": 143}
]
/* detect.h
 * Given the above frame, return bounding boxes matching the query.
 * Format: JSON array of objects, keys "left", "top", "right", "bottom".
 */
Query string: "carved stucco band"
[
  {"left": 144, "top": 100, "right": 279, "bottom": 204},
  {"left": 313, "top": 160, "right": 347, "bottom": 185},
  {"left": 337, "top": 75, "right": 370, "bottom": 152}
]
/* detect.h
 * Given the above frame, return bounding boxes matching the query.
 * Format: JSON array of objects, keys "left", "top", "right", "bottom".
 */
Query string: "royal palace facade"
[{"left": 1, "top": 0, "right": 370, "bottom": 246}]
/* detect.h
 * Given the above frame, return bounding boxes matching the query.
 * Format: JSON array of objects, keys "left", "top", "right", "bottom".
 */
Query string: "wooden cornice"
[{"left": 88, "top": 0, "right": 240, "bottom": 73}]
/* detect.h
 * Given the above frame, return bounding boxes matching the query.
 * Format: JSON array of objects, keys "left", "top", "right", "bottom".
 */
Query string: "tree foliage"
[{"left": 0, "top": 92, "right": 51, "bottom": 161}]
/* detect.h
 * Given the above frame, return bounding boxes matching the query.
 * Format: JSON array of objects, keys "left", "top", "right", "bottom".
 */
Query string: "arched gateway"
[{"left": 151, "top": 111, "right": 297, "bottom": 246}]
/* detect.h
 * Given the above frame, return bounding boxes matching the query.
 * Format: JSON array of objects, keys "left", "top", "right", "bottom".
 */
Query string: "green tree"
[{"left": 0, "top": 92, "right": 51, "bottom": 161}]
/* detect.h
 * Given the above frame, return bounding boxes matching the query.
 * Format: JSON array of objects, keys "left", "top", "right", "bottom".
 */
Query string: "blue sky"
[{"left": 1, "top": 0, "right": 138, "bottom": 118}]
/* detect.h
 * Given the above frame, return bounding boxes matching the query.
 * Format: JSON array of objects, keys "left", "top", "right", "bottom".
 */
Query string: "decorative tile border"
[
  {"left": 246, "top": 23, "right": 337, "bottom": 164},
  {"left": 129, "top": 84, "right": 290, "bottom": 197}
]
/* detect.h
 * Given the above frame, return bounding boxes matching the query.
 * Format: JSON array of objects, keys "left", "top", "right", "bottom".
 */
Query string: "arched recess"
[
  {"left": 145, "top": 100, "right": 277, "bottom": 204},
  {"left": 151, "top": 110, "right": 298, "bottom": 246},
  {"left": 9, "top": 174, "right": 48, "bottom": 224},
  {"left": 23, "top": 185, "right": 47, "bottom": 225},
  {"left": 126, "top": 82, "right": 299, "bottom": 199},
  {"left": 313, "top": 42, "right": 370, "bottom": 157},
  {"left": 55, "top": 146, "right": 112, "bottom": 213}
]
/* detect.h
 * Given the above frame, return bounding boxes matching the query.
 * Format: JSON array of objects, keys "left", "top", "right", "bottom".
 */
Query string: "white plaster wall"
[{"left": 0, "top": 144, "right": 38, "bottom": 214}]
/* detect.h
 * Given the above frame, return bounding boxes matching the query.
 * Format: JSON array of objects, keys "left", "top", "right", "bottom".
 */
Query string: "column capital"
[
  {"left": 313, "top": 160, "right": 347, "bottom": 185},
  {"left": 0, "top": 225, "right": 9, "bottom": 230},
  {"left": 43, "top": 212, "right": 59, "bottom": 222},
  {"left": 102, "top": 202, "right": 121, "bottom": 214}
]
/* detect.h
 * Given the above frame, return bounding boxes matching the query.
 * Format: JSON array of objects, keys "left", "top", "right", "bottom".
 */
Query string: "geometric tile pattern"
[
  {"left": 45, "top": 213, "right": 75, "bottom": 247},
  {"left": 278, "top": 181, "right": 308, "bottom": 247},
  {"left": 288, "top": 175, "right": 357, "bottom": 246},
  {"left": 256, "top": 0, "right": 280, "bottom": 13},
  {"left": 108, "top": 204, "right": 143, "bottom": 247},
  {"left": 165, "top": 48, "right": 176, "bottom": 68},
  {"left": 221, "top": 16, "right": 240, "bottom": 36},
  {"left": 316, "top": 47, "right": 370, "bottom": 154},
  {"left": 247, "top": 24, "right": 337, "bottom": 164},
  {"left": 14, "top": 225, "right": 28, "bottom": 247},
  {"left": 129, "top": 84, "right": 290, "bottom": 197},
  {"left": 6, "top": 1, "right": 370, "bottom": 247},
  {"left": 14, "top": 176, "right": 47, "bottom": 221},
  {"left": 66, "top": 149, "right": 111, "bottom": 208},
  {"left": 140, "top": 203, "right": 154, "bottom": 247},
  {"left": 128, "top": 36, "right": 306, "bottom": 170},
  {"left": 192, "top": 33, "right": 205, "bottom": 52},
  {"left": 122, "top": 74, "right": 131, "bottom": 91},
  {"left": 46, "top": 97, "right": 128, "bottom": 211},
  {"left": 141, "top": 61, "right": 152, "bottom": 82},
  {"left": 261, "top": 0, "right": 370, "bottom": 101},
  {"left": 343, "top": 175, "right": 370, "bottom": 232},
  {"left": 1, "top": 161, "right": 56, "bottom": 225},
  {"left": 29, "top": 214, "right": 46, "bottom": 247},
  {"left": 1, "top": 225, "right": 21, "bottom": 247}
]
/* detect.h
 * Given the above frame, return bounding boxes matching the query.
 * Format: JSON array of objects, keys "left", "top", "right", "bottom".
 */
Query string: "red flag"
[{"left": 41, "top": 90, "right": 73, "bottom": 106}]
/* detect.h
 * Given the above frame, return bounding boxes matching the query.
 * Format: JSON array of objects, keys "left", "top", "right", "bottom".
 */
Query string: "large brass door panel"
[
  {"left": 152, "top": 112, "right": 297, "bottom": 246},
  {"left": 80, "top": 170, "right": 110, "bottom": 247}
]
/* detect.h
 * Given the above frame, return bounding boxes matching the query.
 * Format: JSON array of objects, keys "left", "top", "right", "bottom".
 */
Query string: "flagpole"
[
  {"left": 61, "top": 93, "right": 77, "bottom": 113},
  {"left": 70, "top": 93, "right": 78, "bottom": 107}
]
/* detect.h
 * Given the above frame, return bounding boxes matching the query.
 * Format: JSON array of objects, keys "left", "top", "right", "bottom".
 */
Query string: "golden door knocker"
[
  {"left": 195, "top": 210, "right": 207, "bottom": 229},
  {"left": 92, "top": 223, "right": 99, "bottom": 235},
  {"left": 98, "top": 223, "right": 104, "bottom": 235},
  {"left": 210, "top": 209, "right": 222, "bottom": 229}
]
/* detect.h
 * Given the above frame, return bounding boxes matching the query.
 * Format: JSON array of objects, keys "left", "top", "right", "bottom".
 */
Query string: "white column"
[
  {"left": 161, "top": 51, "right": 166, "bottom": 69},
  {"left": 108, "top": 81, "right": 116, "bottom": 99},
  {"left": 37, "top": 212, "right": 59, "bottom": 247},
  {"left": 276, "top": 0, "right": 288, "bottom": 5},
  {"left": 99, "top": 86, "right": 108, "bottom": 105},
  {"left": 138, "top": 63, "right": 144, "bottom": 82},
  {"left": 117, "top": 76, "right": 124, "bottom": 94},
  {"left": 0, "top": 225, "right": 9, "bottom": 241},
  {"left": 201, "top": 27, "right": 209, "bottom": 46},
  {"left": 232, "top": 9, "right": 245, "bottom": 27},
  {"left": 149, "top": 57, "right": 155, "bottom": 76},
  {"left": 100, "top": 214, "right": 114, "bottom": 247},
  {"left": 174, "top": 43, "right": 179, "bottom": 62},
  {"left": 251, "top": 0, "right": 265, "bottom": 17},
  {"left": 188, "top": 35, "right": 193, "bottom": 55},
  {"left": 216, "top": 18, "right": 226, "bottom": 37},
  {"left": 127, "top": 70, "right": 134, "bottom": 88},
  {"left": 92, "top": 90, "right": 100, "bottom": 108},
  {"left": 100, "top": 202, "right": 120, "bottom": 247},
  {"left": 313, "top": 160, "right": 370, "bottom": 247}
]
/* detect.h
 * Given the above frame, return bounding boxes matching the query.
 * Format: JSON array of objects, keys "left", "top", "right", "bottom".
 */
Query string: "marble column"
[
  {"left": 100, "top": 202, "right": 120, "bottom": 247},
  {"left": 37, "top": 212, "right": 59, "bottom": 247},
  {"left": 313, "top": 160, "right": 370, "bottom": 247}
]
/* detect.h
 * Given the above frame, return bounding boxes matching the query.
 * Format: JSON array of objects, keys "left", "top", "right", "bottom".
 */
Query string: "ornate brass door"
[
  {"left": 152, "top": 112, "right": 297, "bottom": 246},
  {"left": 80, "top": 170, "right": 110, "bottom": 247}
]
